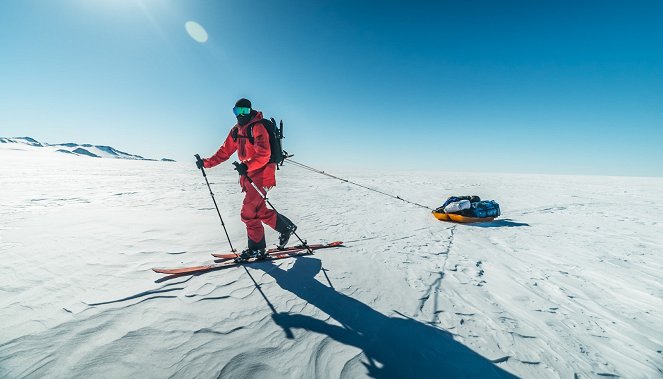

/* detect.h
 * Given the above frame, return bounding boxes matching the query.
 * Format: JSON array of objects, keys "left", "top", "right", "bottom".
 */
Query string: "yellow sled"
[{"left": 432, "top": 211, "right": 495, "bottom": 223}]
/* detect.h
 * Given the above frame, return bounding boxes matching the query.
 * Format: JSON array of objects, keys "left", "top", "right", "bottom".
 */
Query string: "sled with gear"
[{"left": 432, "top": 196, "right": 501, "bottom": 223}]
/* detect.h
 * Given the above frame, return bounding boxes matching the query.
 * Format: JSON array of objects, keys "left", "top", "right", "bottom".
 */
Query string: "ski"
[
  {"left": 211, "top": 241, "right": 344, "bottom": 259},
  {"left": 152, "top": 241, "right": 344, "bottom": 276}
]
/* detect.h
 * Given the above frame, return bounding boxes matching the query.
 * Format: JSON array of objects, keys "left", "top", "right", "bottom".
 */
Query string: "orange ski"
[
  {"left": 211, "top": 241, "right": 344, "bottom": 259},
  {"left": 152, "top": 242, "right": 344, "bottom": 276}
]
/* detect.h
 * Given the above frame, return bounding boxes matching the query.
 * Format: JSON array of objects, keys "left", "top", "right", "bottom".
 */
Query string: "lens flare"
[{"left": 185, "top": 21, "right": 208, "bottom": 43}]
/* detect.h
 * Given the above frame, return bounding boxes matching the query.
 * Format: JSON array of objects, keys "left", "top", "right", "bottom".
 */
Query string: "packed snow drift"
[{"left": 1, "top": 145, "right": 661, "bottom": 378}]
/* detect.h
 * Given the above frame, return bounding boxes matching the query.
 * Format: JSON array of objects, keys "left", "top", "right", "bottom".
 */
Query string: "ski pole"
[
  {"left": 232, "top": 161, "right": 313, "bottom": 254},
  {"left": 196, "top": 154, "right": 236, "bottom": 252}
]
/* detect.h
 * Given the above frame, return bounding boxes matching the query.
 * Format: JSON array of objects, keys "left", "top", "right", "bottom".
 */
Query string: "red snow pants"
[{"left": 240, "top": 176, "right": 277, "bottom": 250}]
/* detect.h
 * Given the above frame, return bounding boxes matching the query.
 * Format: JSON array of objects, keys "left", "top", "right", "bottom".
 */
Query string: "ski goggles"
[{"left": 233, "top": 106, "right": 251, "bottom": 117}]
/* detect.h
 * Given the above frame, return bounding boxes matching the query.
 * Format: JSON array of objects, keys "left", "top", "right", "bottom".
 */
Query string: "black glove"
[
  {"left": 195, "top": 154, "right": 205, "bottom": 170},
  {"left": 233, "top": 162, "right": 248, "bottom": 176}
]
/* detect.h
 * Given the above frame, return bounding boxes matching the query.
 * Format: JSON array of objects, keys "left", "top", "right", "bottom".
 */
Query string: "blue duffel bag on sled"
[{"left": 461, "top": 200, "right": 501, "bottom": 218}]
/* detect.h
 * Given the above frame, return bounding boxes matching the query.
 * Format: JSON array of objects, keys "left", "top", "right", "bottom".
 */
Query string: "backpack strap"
[
  {"left": 245, "top": 119, "right": 269, "bottom": 144},
  {"left": 233, "top": 118, "right": 273, "bottom": 146},
  {"left": 230, "top": 122, "right": 261, "bottom": 144}
]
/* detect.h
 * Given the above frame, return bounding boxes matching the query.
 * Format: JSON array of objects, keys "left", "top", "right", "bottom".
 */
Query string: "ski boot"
[
  {"left": 277, "top": 224, "right": 297, "bottom": 250},
  {"left": 234, "top": 248, "right": 266, "bottom": 263},
  {"left": 254, "top": 249, "right": 270, "bottom": 260}
]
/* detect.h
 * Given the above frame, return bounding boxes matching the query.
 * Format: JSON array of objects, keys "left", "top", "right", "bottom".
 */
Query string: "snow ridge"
[{"left": 0, "top": 136, "right": 175, "bottom": 162}]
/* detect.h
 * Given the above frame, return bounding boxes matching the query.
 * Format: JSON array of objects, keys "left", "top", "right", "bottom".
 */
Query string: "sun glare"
[{"left": 185, "top": 21, "right": 208, "bottom": 43}]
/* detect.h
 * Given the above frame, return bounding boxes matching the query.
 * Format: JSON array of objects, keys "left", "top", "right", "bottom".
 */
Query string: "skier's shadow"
[{"left": 256, "top": 257, "right": 517, "bottom": 378}]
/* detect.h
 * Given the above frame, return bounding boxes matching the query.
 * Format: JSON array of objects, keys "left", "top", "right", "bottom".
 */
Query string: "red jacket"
[{"left": 203, "top": 111, "right": 277, "bottom": 188}]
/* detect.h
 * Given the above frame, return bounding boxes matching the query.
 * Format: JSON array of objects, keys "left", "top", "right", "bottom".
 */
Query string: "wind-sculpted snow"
[{"left": 0, "top": 147, "right": 662, "bottom": 378}]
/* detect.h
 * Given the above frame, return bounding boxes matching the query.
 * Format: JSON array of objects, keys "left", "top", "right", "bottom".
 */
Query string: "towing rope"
[{"left": 284, "top": 158, "right": 434, "bottom": 211}]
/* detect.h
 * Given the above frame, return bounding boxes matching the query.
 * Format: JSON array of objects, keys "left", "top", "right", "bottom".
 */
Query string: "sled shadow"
[
  {"left": 464, "top": 219, "right": 530, "bottom": 228},
  {"left": 256, "top": 257, "right": 516, "bottom": 378}
]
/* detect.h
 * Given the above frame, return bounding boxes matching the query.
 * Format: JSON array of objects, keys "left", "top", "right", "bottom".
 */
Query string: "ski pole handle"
[
  {"left": 232, "top": 161, "right": 252, "bottom": 182},
  {"left": 195, "top": 154, "right": 207, "bottom": 177}
]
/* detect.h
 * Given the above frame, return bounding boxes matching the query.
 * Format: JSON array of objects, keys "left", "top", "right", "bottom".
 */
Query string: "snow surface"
[{"left": 1, "top": 146, "right": 662, "bottom": 378}]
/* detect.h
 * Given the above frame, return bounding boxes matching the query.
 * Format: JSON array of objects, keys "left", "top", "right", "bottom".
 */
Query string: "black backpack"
[{"left": 231, "top": 118, "right": 288, "bottom": 168}]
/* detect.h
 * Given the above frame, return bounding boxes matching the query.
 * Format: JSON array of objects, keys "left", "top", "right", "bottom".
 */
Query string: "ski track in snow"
[{"left": 1, "top": 146, "right": 662, "bottom": 378}]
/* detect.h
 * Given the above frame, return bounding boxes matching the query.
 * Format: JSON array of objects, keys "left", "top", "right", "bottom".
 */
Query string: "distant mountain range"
[{"left": 0, "top": 137, "right": 176, "bottom": 162}]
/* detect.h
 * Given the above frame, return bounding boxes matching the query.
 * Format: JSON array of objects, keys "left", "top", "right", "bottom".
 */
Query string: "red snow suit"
[{"left": 203, "top": 111, "right": 278, "bottom": 248}]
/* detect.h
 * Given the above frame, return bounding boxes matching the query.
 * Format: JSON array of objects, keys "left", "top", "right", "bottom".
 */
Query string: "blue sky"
[{"left": 1, "top": 0, "right": 661, "bottom": 176}]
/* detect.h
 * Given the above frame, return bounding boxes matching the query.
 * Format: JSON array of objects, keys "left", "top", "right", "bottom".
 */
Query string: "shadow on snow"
[
  {"left": 253, "top": 257, "right": 517, "bottom": 379},
  {"left": 461, "top": 219, "right": 530, "bottom": 228}
]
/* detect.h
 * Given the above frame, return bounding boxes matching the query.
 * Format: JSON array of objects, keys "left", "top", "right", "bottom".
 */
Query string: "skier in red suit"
[{"left": 197, "top": 98, "right": 297, "bottom": 261}]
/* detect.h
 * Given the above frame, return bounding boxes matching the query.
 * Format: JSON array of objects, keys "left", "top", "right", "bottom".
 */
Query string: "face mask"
[{"left": 237, "top": 113, "right": 251, "bottom": 126}]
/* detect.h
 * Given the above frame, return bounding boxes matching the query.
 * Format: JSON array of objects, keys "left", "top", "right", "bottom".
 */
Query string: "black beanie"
[{"left": 235, "top": 98, "right": 251, "bottom": 108}]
